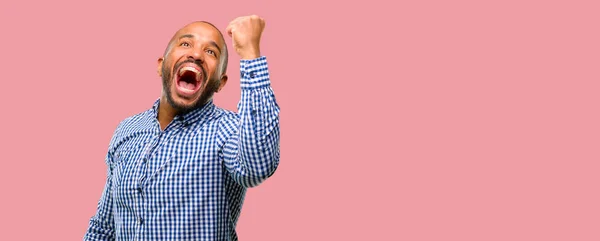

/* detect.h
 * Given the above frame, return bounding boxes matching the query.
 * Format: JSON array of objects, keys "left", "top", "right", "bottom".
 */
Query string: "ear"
[
  {"left": 157, "top": 57, "right": 164, "bottom": 77},
  {"left": 216, "top": 74, "right": 228, "bottom": 93}
]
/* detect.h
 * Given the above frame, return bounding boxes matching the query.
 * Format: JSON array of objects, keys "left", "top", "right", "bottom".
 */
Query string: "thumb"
[{"left": 226, "top": 24, "right": 233, "bottom": 38}]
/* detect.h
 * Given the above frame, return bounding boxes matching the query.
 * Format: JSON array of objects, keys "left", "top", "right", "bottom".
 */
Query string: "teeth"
[{"left": 179, "top": 66, "right": 200, "bottom": 76}]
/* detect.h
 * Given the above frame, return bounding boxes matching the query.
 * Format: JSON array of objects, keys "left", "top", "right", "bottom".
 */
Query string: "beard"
[{"left": 161, "top": 60, "right": 220, "bottom": 114}]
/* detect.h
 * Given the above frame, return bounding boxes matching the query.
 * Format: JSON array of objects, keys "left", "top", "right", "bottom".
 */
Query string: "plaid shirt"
[{"left": 84, "top": 56, "right": 280, "bottom": 241}]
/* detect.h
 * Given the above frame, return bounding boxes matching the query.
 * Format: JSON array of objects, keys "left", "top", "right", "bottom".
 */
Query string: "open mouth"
[{"left": 175, "top": 63, "right": 203, "bottom": 96}]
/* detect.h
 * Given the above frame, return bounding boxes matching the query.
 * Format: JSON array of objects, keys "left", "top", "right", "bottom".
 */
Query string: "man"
[{"left": 84, "top": 15, "right": 280, "bottom": 241}]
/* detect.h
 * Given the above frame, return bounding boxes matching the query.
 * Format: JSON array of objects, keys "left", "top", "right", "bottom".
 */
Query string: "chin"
[{"left": 167, "top": 89, "right": 203, "bottom": 111}]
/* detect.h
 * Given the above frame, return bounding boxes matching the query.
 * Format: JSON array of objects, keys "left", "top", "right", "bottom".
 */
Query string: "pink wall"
[{"left": 0, "top": 0, "right": 598, "bottom": 240}]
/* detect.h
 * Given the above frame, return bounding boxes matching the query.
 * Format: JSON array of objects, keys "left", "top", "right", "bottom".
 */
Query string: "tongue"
[{"left": 180, "top": 81, "right": 196, "bottom": 90}]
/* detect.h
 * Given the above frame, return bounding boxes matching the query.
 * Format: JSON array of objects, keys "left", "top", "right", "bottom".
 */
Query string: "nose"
[{"left": 186, "top": 48, "right": 204, "bottom": 63}]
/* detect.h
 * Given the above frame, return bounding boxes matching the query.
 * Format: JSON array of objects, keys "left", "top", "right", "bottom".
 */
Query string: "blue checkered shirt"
[{"left": 84, "top": 56, "right": 280, "bottom": 241}]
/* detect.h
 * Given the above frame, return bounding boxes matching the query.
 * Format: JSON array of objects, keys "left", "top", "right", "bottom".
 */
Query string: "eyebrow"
[{"left": 178, "top": 34, "right": 221, "bottom": 53}]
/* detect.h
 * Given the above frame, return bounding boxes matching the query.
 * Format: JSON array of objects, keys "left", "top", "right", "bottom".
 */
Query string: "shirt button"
[
  {"left": 249, "top": 72, "right": 256, "bottom": 78},
  {"left": 137, "top": 188, "right": 143, "bottom": 194},
  {"left": 138, "top": 217, "right": 144, "bottom": 225}
]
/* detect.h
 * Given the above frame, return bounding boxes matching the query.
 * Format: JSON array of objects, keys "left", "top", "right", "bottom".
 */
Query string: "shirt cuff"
[{"left": 240, "top": 56, "right": 271, "bottom": 89}]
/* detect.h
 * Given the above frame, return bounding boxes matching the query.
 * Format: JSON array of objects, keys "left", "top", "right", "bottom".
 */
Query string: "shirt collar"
[{"left": 150, "top": 98, "right": 217, "bottom": 127}]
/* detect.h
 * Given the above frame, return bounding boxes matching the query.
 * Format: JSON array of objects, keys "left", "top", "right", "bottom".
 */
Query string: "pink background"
[{"left": 1, "top": 0, "right": 599, "bottom": 240}]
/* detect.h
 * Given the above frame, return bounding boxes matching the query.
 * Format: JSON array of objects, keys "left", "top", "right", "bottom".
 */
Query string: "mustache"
[{"left": 173, "top": 59, "right": 206, "bottom": 80}]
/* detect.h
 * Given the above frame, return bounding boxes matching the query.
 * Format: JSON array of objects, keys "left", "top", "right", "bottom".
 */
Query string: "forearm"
[
  {"left": 223, "top": 56, "right": 280, "bottom": 187},
  {"left": 83, "top": 163, "right": 115, "bottom": 241},
  {"left": 84, "top": 218, "right": 115, "bottom": 241}
]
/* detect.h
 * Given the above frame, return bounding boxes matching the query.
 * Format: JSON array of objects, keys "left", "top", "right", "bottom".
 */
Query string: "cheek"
[
  {"left": 208, "top": 59, "right": 220, "bottom": 73},
  {"left": 166, "top": 51, "right": 185, "bottom": 66},
  {"left": 161, "top": 63, "right": 171, "bottom": 78}
]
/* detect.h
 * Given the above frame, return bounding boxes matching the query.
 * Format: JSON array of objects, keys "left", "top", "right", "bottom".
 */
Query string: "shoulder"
[
  {"left": 108, "top": 109, "right": 154, "bottom": 151},
  {"left": 213, "top": 106, "right": 238, "bottom": 125},
  {"left": 115, "top": 110, "right": 153, "bottom": 135},
  {"left": 210, "top": 106, "right": 240, "bottom": 140}
]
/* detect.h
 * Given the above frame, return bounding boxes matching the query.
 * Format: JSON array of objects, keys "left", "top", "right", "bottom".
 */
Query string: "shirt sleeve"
[
  {"left": 220, "top": 56, "right": 281, "bottom": 188},
  {"left": 83, "top": 153, "right": 116, "bottom": 241},
  {"left": 83, "top": 128, "right": 121, "bottom": 241}
]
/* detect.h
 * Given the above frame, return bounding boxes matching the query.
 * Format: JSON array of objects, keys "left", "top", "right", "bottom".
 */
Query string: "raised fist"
[{"left": 226, "top": 15, "right": 265, "bottom": 60}]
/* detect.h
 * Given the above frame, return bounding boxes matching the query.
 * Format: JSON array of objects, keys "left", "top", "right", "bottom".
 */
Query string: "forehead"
[{"left": 173, "top": 22, "right": 225, "bottom": 46}]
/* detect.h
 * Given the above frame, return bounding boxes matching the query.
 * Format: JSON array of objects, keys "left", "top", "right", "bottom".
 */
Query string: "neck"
[{"left": 158, "top": 95, "right": 178, "bottom": 131}]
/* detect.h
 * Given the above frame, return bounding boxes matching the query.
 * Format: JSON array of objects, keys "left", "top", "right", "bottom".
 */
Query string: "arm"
[
  {"left": 83, "top": 124, "right": 123, "bottom": 241},
  {"left": 221, "top": 15, "right": 280, "bottom": 187},
  {"left": 83, "top": 153, "right": 116, "bottom": 241},
  {"left": 221, "top": 56, "right": 280, "bottom": 187}
]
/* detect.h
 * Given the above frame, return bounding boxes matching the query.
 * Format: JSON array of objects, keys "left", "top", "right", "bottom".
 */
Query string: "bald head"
[
  {"left": 163, "top": 21, "right": 229, "bottom": 76},
  {"left": 157, "top": 20, "right": 231, "bottom": 114}
]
